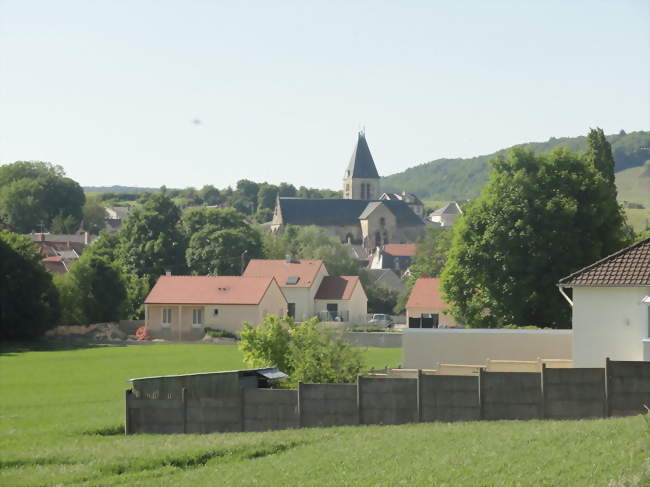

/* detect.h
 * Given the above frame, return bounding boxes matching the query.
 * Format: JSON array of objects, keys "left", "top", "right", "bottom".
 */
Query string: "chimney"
[
  {"left": 165, "top": 270, "right": 171, "bottom": 276},
  {"left": 40, "top": 233, "right": 45, "bottom": 242},
  {"left": 285, "top": 254, "right": 293, "bottom": 264},
  {"left": 84, "top": 231, "right": 89, "bottom": 245}
]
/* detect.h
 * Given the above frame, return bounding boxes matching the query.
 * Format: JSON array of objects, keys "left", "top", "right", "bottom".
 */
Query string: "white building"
[
  {"left": 558, "top": 237, "right": 650, "bottom": 368},
  {"left": 428, "top": 202, "right": 463, "bottom": 227}
]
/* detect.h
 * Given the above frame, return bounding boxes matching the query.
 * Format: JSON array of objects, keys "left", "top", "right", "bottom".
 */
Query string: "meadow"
[{"left": 1, "top": 343, "right": 648, "bottom": 486}]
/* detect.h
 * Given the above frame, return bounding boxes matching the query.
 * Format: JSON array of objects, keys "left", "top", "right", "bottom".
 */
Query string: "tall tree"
[
  {"left": 0, "top": 230, "right": 60, "bottom": 340},
  {"left": 119, "top": 193, "right": 187, "bottom": 284},
  {"left": 442, "top": 146, "right": 628, "bottom": 329},
  {"left": 186, "top": 225, "right": 263, "bottom": 275}
]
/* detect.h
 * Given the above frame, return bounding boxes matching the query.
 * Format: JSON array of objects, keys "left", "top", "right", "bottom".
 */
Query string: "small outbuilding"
[
  {"left": 314, "top": 275, "right": 367, "bottom": 324},
  {"left": 405, "top": 277, "right": 459, "bottom": 328},
  {"left": 558, "top": 237, "right": 650, "bottom": 367}
]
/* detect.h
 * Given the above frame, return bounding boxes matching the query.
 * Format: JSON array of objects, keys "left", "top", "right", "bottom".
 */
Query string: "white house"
[
  {"left": 428, "top": 202, "right": 462, "bottom": 227},
  {"left": 558, "top": 237, "right": 650, "bottom": 368}
]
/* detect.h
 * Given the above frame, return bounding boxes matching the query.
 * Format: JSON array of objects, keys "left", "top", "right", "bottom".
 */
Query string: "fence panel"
[
  {"left": 299, "top": 383, "right": 358, "bottom": 427},
  {"left": 420, "top": 375, "right": 480, "bottom": 422},
  {"left": 480, "top": 371, "right": 542, "bottom": 420},
  {"left": 243, "top": 389, "right": 299, "bottom": 432},
  {"left": 607, "top": 360, "right": 650, "bottom": 417},
  {"left": 543, "top": 368, "right": 606, "bottom": 419},
  {"left": 358, "top": 377, "right": 418, "bottom": 425}
]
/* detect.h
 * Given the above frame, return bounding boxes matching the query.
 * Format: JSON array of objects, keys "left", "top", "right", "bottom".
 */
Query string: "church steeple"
[{"left": 343, "top": 131, "right": 380, "bottom": 200}]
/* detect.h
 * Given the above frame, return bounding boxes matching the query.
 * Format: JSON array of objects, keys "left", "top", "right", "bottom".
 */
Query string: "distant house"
[
  {"left": 242, "top": 258, "right": 368, "bottom": 325},
  {"left": 365, "top": 268, "right": 406, "bottom": 293},
  {"left": 30, "top": 232, "right": 94, "bottom": 274},
  {"left": 144, "top": 275, "right": 288, "bottom": 339},
  {"left": 428, "top": 202, "right": 463, "bottom": 227},
  {"left": 105, "top": 206, "right": 131, "bottom": 233},
  {"left": 370, "top": 243, "right": 416, "bottom": 275},
  {"left": 380, "top": 192, "right": 425, "bottom": 219},
  {"left": 405, "top": 278, "right": 459, "bottom": 328},
  {"left": 558, "top": 237, "right": 650, "bottom": 367}
]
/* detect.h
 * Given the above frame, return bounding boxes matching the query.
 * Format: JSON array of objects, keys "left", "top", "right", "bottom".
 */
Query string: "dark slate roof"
[
  {"left": 278, "top": 198, "right": 424, "bottom": 227},
  {"left": 431, "top": 202, "right": 462, "bottom": 216},
  {"left": 279, "top": 198, "right": 370, "bottom": 226},
  {"left": 345, "top": 132, "right": 380, "bottom": 179},
  {"left": 359, "top": 200, "right": 425, "bottom": 226},
  {"left": 558, "top": 237, "right": 650, "bottom": 287}
]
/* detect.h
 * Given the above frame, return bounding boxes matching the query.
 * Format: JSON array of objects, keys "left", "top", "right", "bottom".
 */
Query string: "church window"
[
  {"left": 379, "top": 217, "right": 385, "bottom": 227},
  {"left": 375, "top": 231, "right": 381, "bottom": 247},
  {"left": 382, "top": 231, "right": 388, "bottom": 244}
]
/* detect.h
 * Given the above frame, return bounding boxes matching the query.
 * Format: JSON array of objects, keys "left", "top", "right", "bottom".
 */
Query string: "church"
[{"left": 271, "top": 131, "right": 425, "bottom": 250}]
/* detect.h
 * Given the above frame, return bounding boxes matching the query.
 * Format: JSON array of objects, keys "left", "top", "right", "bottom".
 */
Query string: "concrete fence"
[
  {"left": 343, "top": 332, "right": 403, "bottom": 348},
  {"left": 125, "top": 359, "right": 650, "bottom": 434}
]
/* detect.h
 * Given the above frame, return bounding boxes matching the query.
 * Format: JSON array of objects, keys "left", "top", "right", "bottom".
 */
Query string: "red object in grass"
[{"left": 135, "top": 326, "right": 150, "bottom": 340}]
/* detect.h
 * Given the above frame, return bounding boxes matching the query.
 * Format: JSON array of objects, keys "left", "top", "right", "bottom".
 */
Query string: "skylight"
[{"left": 286, "top": 276, "right": 300, "bottom": 285}]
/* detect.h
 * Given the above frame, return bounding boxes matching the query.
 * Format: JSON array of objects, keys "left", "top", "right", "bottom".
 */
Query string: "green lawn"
[{"left": 1, "top": 343, "right": 648, "bottom": 486}]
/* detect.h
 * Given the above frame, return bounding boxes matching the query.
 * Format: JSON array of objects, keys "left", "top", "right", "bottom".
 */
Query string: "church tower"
[{"left": 343, "top": 131, "right": 380, "bottom": 200}]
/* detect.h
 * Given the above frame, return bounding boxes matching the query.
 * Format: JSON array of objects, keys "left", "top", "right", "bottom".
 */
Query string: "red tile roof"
[
  {"left": 314, "top": 276, "right": 361, "bottom": 300},
  {"left": 559, "top": 237, "right": 650, "bottom": 287},
  {"left": 144, "top": 276, "right": 278, "bottom": 305},
  {"left": 383, "top": 244, "right": 416, "bottom": 257},
  {"left": 242, "top": 259, "right": 325, "bottom": 287},
  {"left": 406, "top": 278, "right": 449, "bottom": 309}
]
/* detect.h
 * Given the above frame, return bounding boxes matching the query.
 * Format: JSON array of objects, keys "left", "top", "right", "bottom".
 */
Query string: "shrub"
[{"left": 204, "top": 327, "right": 238, "bottom": 340}]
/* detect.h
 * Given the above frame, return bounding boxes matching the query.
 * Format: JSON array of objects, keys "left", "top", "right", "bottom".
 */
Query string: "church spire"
[{"left": 343, "top": 131, "right": 381, "bottom": 200}]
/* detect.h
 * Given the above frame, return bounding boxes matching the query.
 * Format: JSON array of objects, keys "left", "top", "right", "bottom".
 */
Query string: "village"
[{"left": 1, "top": 2, "right": 650, "bottom": 486}]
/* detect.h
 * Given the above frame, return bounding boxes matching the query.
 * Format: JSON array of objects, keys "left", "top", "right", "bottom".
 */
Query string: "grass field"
[{"left": 1, "top": 343, "right": 648, "bottom": 486}]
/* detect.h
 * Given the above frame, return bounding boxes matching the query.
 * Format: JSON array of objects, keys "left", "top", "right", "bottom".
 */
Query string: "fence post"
[
  {"left": 478, "top": 368, "right": 484, "bottom": 421},
  {"left": 540, "top": 363, "right": 546, "bottom": 420},
  {"left": 416, "top": 369, "right": 423, "bottom": 422},
  {"left": 297, "top": 382, "right": 303, "bottom": 428},
  {"left": 605, "top": 357, "right": 612, "bottom": 417},
  {"left": 124, "top": 389, "right": 132, "bottom": 435},
  {"left": 356, "top": 375, "right": 362, "bottom": 425},
  {"left": 181, "top": 387, "right": 187, "bottom": 434}
]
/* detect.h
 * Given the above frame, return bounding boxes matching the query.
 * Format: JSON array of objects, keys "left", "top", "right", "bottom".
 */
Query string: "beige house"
[
  {"left": 314, "top": 276, "right": 367, "bottom": 324},
  {"left": 428, "top": 202, "right": 463, "bottom": 227},
  {"left": 243, "top": 258, "right": 368, "bottom": 325},
  {"left": 406, "top": 278, "right": 459, "bottom": 328},
  {"left": 144, "top": 275, "right": 287, "bottom": 339}
]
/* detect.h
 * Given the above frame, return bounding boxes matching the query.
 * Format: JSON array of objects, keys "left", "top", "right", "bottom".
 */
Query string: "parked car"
[{"left": 368, "top": 313, "right": 394, "bottom": 328}]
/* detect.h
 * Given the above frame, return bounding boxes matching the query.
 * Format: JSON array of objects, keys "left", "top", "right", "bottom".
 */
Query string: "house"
[
  {"left": 105, "top": 206, "right": 131, "bottom": 232},
  {"left": 558, "top": 237, "right": 650, "bottom": 367},
  {"left": 270, "top": 132, "right": 425, "bottom": 249},
  {"left": 30, "top": 232, "right": 93, "bottom": 273},
  {"left": 314, "top": 276, "right": 367, "bottom": 324},
  {"left": 370, "top": 243, "right": 416, "bottom": 274},
  {"left": 405, "top": 278, "right": 459, "bottom": 328},
  {"left": 380, "top": 192, "right": 425, "bottom": 219},
  {"left": 144, "top": 275, "right": 288, "bottom": 339},
  {"left": 365, "top": 268, "right": 406, "bottom": 293},
  {"left": 428, "top": 202, "right": 463, "bottom": 227},
  {"left": 242, "top": 258, "right": 368, "bottom": 325}
]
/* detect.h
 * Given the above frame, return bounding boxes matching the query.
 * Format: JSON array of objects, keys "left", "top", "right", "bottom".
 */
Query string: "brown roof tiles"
[
  {"left": 144, "top": 276, "right": 277, "bottom": 305},
  {"left": 314, "top": 276, "right": 360, "bottom": 300},
  {"left": 243, "top": 259, "right": 325, "bottom": 287},
  {"left": 406, "top": 278, "right": 449, "bottom": 309},
  {"left": 558, "top": 237, "right": 650, "bottom": 287},
  {"left": 383, "top": 244, "right": 416, "bottom": 257}
]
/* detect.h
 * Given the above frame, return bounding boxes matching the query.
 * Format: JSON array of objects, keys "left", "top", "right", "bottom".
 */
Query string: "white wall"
[
  {"left": 403, "top": 328, "right": 572, "bottom": 369},
  {"left": 571, "top": 286, "right": 650, "bottom": 367}
]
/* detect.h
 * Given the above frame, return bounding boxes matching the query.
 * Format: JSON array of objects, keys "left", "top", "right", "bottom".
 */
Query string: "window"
[
  {"left": 379, "top": 217, "right": 385, "bottom": 226},
  {"left": 162, "top": 308, "right": 172, "bottom": 327},
  {"left": 287, "top": 303, "right": 296, "bottom": 318},
  {"left": 326, "top": 303, "right": 338, "bottom": 321},
  {"left": 192, "top": 309, "right": 203, "bottom": 327},
  {"left": 213, "top": 309, "right": 219, "bottom": 316}
]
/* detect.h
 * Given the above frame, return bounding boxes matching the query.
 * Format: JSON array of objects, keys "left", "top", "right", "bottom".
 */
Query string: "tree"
[
  {"left": 0, "top": 162, "right": 84, "bottom": 232},
  {"left": 55, "top": 253, "right": 127, "bottom": 325},
  {"left": 239, "top": 316, "right": 363, "bottom": 385},
  {"left": 119, "top": 193, "right": 187, "bottom": 285},
  {"left": 0, "top": 230, "right": 60, "bottom": 340},
  {"left": 407, "top": 227, "right": 454, "bottom": 284},
  {"left": 257, "top": 183, "right": 278, "bottom": 211},
  {"left": 186, "top": 225, "right": 263, "bottom": 275},
  {"left": 181, "top": 207, "right": 247, "bottom": 238},
  {"left": 199, "top": 185, "right": 222, "bottom": 206},
  {"left": 50, "top": 212, "right": 79, "bottom": 234},
  {"left": 82, "top": 196, "right": 107, "bottom": 235},
  {"left": 442, "top": 145, "right": 628, "bottom": 329}
]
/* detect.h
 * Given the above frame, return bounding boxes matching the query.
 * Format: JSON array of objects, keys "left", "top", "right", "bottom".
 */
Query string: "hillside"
[{"left": 382, "top": 130, "right": 650, "bottom": 201}]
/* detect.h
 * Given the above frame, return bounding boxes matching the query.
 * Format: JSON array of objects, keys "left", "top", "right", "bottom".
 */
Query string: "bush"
[
  {"left": 204, "top": 327, "right": 238, "bottom": 340},
  {"left": 346, "top": 326, "right": 395, "bottom": 333},
  {"left": 239, "top": 316, "right": 363, "bottom": 385}
]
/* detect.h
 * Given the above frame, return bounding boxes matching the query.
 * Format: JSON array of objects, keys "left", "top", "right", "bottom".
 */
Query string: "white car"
[{"left": 368, "top": 314, "right": 394, "bottom": 328}]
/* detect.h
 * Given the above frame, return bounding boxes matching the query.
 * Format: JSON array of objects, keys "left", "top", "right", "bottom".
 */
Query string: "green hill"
[{"left": 382, "top": 130, "right": 650, "bottom": 201}]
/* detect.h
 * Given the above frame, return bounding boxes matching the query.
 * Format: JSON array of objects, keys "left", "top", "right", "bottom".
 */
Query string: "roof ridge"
[{"left": 558, "top": 237, "right": 650, "bottom": 286}]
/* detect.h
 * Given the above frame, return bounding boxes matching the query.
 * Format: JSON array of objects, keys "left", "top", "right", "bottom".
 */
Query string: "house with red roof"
[
  {"left": 558, "top": 237, "right": 650, "bottom": 367},
  {"left": 370, "top": 243, "right": 416, "bottom": 275},
  {"left": 405, "top": 277, "right": 459, "bottom": 328},
  {"left": 243, "top": 258, "right": 367, "bottom": 324},
  {"left": 144, "top": 275, "right": 287, "bottom": 340}
]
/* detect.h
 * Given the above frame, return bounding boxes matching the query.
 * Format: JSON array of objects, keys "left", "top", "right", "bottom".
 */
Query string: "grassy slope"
[{"left": 1, "top": 344, "right": 648, "bottom": 486}]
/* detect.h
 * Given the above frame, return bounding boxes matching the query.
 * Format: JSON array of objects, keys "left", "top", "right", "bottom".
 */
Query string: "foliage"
[
  {"left": 359, "top": 271, "right": 400, "bottom": 314},
  {"left": 442, "top": 142, "right": 629, "bottom": 329},
  {"left": 287, "top": 318, "right": 363, "bottom": 384},
  {"left": 382, "top": 130, "right": 650, "bottom": 201},
  {"left": 0, "top": 230, "right": 60, "bottom": 339},
  {"left": 82, "top": 196, "right": 107, "bottom": 234},
  {"left": 239, "top": 316, "right": 292, "bottom": 373},
  {"left": 54, "top": 253, "right": 127, "bottom": 325},
  {"left": 203, "top": 327, "right": 239, "bottom": 340},
  {"left": 634, "top": 229, "right": 650, "bottom": 242},
  {"left": 119, "top": 193, "right": 187, "bottom": 284},
  {"left": 0, "top": 161, "right": 85, "bottom": 233},
  {"left": 407, "top": 227, "right": 454, "bottom": 285},
  {"left": 181, "top": 207, "right": 248, "bottom": 238},
  {"left": 346, "top": 326, "right": 396, "bottom": 333},
  {"left": 239, "top": 316, "right": 363, "bottom": 384},
  {"left": 264, "top": 225, "right": 360, "bottom": 275},
  {"left": 186, "top": 225, "right": 262, "bottom": 276}
]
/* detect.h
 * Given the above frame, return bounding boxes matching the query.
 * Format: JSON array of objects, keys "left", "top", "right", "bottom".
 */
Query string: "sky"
[{"left": 0, "top": 1, "right": 648, "bottom": 190}]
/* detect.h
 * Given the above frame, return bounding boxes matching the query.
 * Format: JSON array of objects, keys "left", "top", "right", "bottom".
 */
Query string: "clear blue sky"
[{"left": 1, "top": 1, "right": 648, "bottom": 190}]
